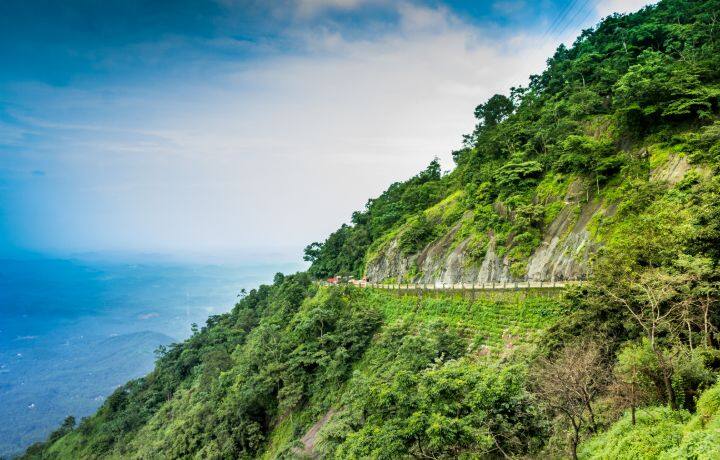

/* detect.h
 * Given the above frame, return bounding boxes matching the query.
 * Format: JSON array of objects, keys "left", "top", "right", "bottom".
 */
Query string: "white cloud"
[
  {"left": 492, "top": 1, "right": 527, "bottom": 15},
  {"left": 294, "top": 0, "right": 378, "bottom": 17},
  {"left": 0, "top": 122, "right": 31, "bottom": 146},
  {"left": 595, "top": 0, "right": 657, "bottom": 17},
  {"left": 396, "top": 2, "right": 457, "bottom": 32},
  {"left": 6, "top": 3, "right": 591, "bottom": 258}
]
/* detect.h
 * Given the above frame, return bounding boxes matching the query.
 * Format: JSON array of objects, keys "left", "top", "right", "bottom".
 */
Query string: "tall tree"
[{"left": 532, "top": 340, "right": 607, "bottom": 460}]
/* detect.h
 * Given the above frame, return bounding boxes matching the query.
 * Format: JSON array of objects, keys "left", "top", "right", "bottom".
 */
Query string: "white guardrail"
[{"left": 355, "top": 280, "right": 582, "bottom": 290}]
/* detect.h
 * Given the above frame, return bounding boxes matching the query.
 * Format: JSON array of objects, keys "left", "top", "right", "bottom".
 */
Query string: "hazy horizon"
[
  {"left": 0, "top": 256, "right": 304, "bottom": 457},
  {"left": 0, "top": 246, "right": 307, "bottom": 266}
]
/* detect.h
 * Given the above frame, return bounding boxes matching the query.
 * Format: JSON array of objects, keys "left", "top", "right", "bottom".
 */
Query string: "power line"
[
  {"left": 575, "top": 6, "right": 598, "bottom": 36},
  {"left": 555, "top": 0, "right": 595, "bottom": 39},
  {"left": 542, "top": 0, "right": 582, "bottom": 40}
]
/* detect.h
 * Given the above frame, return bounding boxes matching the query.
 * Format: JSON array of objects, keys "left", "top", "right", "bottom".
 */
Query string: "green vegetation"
[
  {"left": 23, "top": 275, "right": 567, "bottom": 459},
  {"left": 25, "top": 1, "right": 720, "bottom": 458},
  {"left": 306, "top": 0, "right": 720, "bottom": 283},
  {"left": 303, "top": 159, "right": 446, "bottom": 278},
  {"left": 580, "top": 381, "right": 720, "bottom": 459}
]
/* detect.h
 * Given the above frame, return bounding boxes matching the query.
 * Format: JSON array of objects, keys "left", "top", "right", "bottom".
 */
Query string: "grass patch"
[{"left": 354, "top": 288, "right": 566, "bottom": 351}]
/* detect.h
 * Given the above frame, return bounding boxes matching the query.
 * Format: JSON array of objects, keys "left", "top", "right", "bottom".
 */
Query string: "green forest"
[{"left": 23, "top": 0, "right": 720, "bottom": 458}]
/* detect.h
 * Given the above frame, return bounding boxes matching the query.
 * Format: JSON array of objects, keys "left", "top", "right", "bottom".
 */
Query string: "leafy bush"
[
  {"left": 579, "top": 406, "right": 689, "bottom": 460},
  {"left": 321, "top": 320, "right": 547, "bottom": 459},
  {"left": 581, "top": 381, "right": 720, "bottom": 460},
  {"left": 399, "top": 214, "right": 435, "bottom": 255}
]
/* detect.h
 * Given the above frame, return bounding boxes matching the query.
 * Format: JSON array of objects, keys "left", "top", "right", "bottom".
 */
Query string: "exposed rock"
[
  {"left": 493, "top": 201, "right": 510, "bottom": 219},
  {"left": 365, "top": 218, "right": 513, "bottom": 284},
  {"left": 365, "top": 179, "right": 606, "bottom": 284},
  {"left": 365, "top": 239, "right": 410, "bottom": 282},
  {"left": 296, "top": 408, "right": 336, "bottom": 458},
  {"left": 566, "top": 179, "right": 589, "bottom": 202},
  {"left": 651, "top": 154, "right": 690, "bottom": 185},
  {"left": 525, "top": 200, "right": 602, "bottom": 281}
]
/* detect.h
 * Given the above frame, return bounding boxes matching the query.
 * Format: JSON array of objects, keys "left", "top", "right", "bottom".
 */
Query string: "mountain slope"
[
  {"left": 25, "top": 277, "right": 566, "bottom": 459},
  {"left": 23, "top": 1, "right": 720, "bottom": 458},
  {"left": 305, "top": 0, "right": 720, "bottom": 284}
]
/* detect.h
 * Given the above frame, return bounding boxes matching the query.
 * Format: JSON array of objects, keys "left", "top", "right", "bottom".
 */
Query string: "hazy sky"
[{"left": 0, "top": 0, "right": 654, "bottom": 261}]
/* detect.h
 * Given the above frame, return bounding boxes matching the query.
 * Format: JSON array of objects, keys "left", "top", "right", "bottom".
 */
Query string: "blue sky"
[{"left": 0, "top": 0, "right": 653, "bottom": 260}]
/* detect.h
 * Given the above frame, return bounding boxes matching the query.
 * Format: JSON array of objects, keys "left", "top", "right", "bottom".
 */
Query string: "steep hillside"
[
  {"left": 24, "top": 276, "right": 566, "bottom": 459},
  {"left": 23, "top": 1, "right": 720, "bottom": 459},
  {"left": 305, "top": 0, "right": 720, "bottom": 284}
]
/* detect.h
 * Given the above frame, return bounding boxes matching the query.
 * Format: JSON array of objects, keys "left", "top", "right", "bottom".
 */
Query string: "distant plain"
[{"left": 0, "top": 257, "right": 302, "bottom": 457}]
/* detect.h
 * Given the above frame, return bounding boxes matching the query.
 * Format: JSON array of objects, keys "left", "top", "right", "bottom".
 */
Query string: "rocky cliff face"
[
  {"left": 365, "top": 181, "right": 610, "bottom": 284},
  {"left": 366, "top": 153, "right": 696, "bottom": 284},
  {"left": 524, "top": 199, "right": 604, "bottom": 282}
]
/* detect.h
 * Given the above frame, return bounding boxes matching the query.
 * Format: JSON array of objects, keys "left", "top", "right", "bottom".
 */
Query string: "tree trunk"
[
  {"left": 584, "top": 399, "right": 597, "bottom": 433},
  {"left": 571, "top": 438, "right": 579, "bottom": 460},
  {"left": 631, "top": 383, "right": 637, "bottom": 425},
  {"left": 704, "top": 298, "right": 711, "bottom": 347},
  {"left": 596, "top": 174, "right": 600, "bottom": 196},
  {"left": 569, "top": 418, "right": 580, "bottom": 460},
  {"left": 652, "top": 344, "right": 677, "bottom": 410},
  {"left": 659, "top": 358, "right": 677, "bottom": 410}
]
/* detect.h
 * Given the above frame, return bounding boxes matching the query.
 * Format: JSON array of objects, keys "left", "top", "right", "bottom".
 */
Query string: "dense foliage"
[
  {"left": 307, "top": 0, "right": 720, "bottom": 281},
  {"left": 322, "top": 336, "right": 546, "bottom": 458},
  {"left": 580, "top": 382, "right": 720, "bottom": 459},
  {"left": 304, "top": 159, "right": 445, "bottom": 278},
  {"left": 23, "top": 275, "right": 564, "bottom": 459}
]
